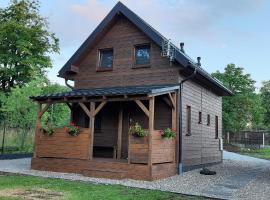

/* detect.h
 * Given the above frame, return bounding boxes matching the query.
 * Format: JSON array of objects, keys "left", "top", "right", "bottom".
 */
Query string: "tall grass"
[{"left": 0, "top": 126, "right": 34, "bottom": 154}]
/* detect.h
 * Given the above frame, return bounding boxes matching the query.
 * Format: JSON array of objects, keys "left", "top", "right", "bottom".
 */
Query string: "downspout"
[
  {"left": 65, "top": 78, "right": 74, "bottom": 90},
  {"left": 177, "top": 58, "right": 199, "bottom": 174}
]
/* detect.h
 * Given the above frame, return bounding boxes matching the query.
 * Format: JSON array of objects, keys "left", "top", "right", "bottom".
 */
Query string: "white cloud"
[{"left": 70, "top": 0, "right": 109, "bottom": 23}]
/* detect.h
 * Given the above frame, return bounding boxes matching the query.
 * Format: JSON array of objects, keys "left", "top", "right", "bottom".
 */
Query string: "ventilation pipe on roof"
[
  {"left": 180, "top": 42, "right": 185, "bottom": 53},
  {"left": 177, "top": 62, "right": 198, "bottom": 174},
  {"left": 197, "top": 57, "right": 201, "bottom": 66}
]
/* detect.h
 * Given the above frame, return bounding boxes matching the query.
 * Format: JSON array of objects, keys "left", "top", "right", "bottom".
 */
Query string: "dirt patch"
[{"left": 0, "top": 188, "right": 65, "bottom": 200}]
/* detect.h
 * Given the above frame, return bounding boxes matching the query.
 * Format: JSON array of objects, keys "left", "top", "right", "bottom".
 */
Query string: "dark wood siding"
[
  {"left": 72, "top": 16, "right": 180, "bottom": 89},
  {"left": 154, "top": 96, "right": 172, "bottom": 130},
  {"left": 93, "top": 103, "right": 118, "bottom": 148},
  {"left": 68, "top": 15, "right": 222, "bottom": 169},
  {"left": 181, "top": 80, "right": 222, "bottom": 167}
]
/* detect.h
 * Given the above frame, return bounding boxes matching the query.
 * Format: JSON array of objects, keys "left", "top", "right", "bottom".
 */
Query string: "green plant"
[
  {"left": 65, "top": 122, "right": 80, "bottom": 136},
  {"left": 129, "top": 122, "right": 148, "bottom": 137},
  {"left": 40, "top": 126, "right": 54, "bottom": 136},
  {"left": 40, "top": 118, "right": 55, "bottom": 136},
  {"left": 0, "top": 0, "right": 59, "bottom": 92},
  {"left": 162, "top": 128, "right": 176, "bottom": 138}
]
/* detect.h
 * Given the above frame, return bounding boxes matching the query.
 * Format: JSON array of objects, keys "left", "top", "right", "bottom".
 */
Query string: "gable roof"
[{"left": 58, "top": 1, "right": 232, "bottom": 96}]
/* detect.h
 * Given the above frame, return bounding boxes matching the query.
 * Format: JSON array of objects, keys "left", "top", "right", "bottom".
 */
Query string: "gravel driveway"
[{"left": 0, "top": 151, "right": 269, "bottom": 200}]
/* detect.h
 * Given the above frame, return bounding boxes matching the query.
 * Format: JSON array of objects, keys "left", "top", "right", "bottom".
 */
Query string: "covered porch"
[{"left": 31, "top": 84, "right": 179, "bottom": 180}]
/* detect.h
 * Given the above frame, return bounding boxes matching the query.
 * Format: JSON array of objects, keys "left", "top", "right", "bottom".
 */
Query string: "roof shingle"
[{"left": 31, "top": 84, "right": 179, "bottom": 101}]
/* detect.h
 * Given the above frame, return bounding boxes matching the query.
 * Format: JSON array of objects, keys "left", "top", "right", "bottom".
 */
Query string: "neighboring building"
[{"left": 31, "top": 2, "right": 232, "bottom": 180}]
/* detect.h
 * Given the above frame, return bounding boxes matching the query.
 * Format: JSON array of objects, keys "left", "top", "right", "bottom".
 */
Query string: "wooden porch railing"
[
  {"left": 36, "top": 128, "right": 90, "bottom": 160},
  {"left": 128, "top": 130, "right": 175, "bottom": 164}
]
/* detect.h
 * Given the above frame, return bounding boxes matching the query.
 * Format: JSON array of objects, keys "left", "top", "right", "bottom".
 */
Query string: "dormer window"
[
  {"left": 134, "top": 44, "right": 150, "bottom": 67},
  {"left": 98, "top": 48, "right": 113, "bottom": 70}
]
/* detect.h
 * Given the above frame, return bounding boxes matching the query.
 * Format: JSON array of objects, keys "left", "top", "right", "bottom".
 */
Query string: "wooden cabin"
[{"left": 31, "top": 2, "right": 232, "bottom": 180}]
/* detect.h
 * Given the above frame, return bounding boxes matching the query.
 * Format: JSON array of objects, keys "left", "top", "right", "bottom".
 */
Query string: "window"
[
  {"left": 198, "top": 111, "right": 202, "bottom": 124},
  {"left": 186, "top": 106, "right": 191, "bottom": 136},
  {"left": 134, "top": 44, "right": 150, "bottom": 66},
  {"left": 99, "top": 49, "right": 113, "bottom": 69},
  {"left": 207, "top": 114, "right": 210, "bottom": 126},
  {"left": 215, "top": 116, "right": 218, "bottom": 139}
]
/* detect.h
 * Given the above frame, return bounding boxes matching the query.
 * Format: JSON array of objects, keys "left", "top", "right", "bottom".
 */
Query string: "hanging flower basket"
[
  {"left": 40, "top": 127, "right": 54, "bottom": 136},
  {"left": 40, "top": 119, "right": 54, "bottom": 136},
  {"left": 129, "top": 122, "right": 148, "bottom": 137},
  {"left": 64, "top": 122, "right": 80, "bottom": 136},
  {"left": 162, "top": 128, "right": 176, "bottom": 138}
]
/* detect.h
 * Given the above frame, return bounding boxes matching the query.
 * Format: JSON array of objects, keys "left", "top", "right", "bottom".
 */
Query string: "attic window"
[
  {"left": 98, "top": 49, "right": 113, "bottom": 69},
  {"left": 134, "top": 44, "right": 150, "bottom": 66}
]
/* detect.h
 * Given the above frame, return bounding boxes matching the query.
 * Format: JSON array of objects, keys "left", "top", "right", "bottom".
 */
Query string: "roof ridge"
[{"left": 58, "top": 1, "right": 232, "bottom": 96}]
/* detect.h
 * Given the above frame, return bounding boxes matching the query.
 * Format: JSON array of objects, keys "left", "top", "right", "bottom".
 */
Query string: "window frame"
[
  {"left": 207, "top": 114, "right": 211, "bottom": 126},
  {"left": 186, "top": 105, "right": 191, "bottom": 136},
  {"left": 198, "top": 111, "right": 202, "bottom": 124},
  {"left": 133, "top": 43, "right": 151, "bottom": 68},
  {"left": 97, "top": 48, "right": 114, "bottom": 71}
]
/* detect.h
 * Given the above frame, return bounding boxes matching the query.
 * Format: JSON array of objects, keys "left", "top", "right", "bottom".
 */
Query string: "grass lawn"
[
  {"left": 0, "top": 173, "right": 210, "bottom": 200},
  {"left": 240, "top": 148, "right": 270, "bottom": 160}
]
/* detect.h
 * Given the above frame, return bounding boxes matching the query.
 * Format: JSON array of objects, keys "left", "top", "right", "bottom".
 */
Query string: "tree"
[
  {"left": 0, "top": 0, "right": 59, "bottom": 92},
  {"left": 249, "top": 94, "right": 265, "bottom": 130},
  {"left": 41, "top": 82, "right": 71, "bottom": 127},
  {"left": 2, "top": 79, "right": 43, "bottom": 150},
  {"left": 212, "top": 64, "right": 258, "bottom": 133},
  {"left": 260, "top": 80, "right": 270, "bottom": 129},
  {"left": 2, "top": 78, "right": 70, "bottom": 150}
]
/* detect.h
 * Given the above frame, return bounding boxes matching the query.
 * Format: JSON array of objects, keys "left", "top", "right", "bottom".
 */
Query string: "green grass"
[
  {"left": 240, "top": 148, "right": 270, "bottom": 160},
  {"left": 0, "top": 174, "right": 210, "bottom": 200}
]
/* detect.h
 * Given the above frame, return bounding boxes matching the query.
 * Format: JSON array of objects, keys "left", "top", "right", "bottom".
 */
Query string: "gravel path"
[
  {"left": 223, "top": 151, "right": 270, "bottom": 163},
  {"left": 0, "top": 152, "right": 269, "bottom": 200}
]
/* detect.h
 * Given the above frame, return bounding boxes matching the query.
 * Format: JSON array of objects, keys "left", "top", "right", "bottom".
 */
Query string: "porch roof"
[{"left": 30, "top": 84, "right": 179, "bottom": 102}]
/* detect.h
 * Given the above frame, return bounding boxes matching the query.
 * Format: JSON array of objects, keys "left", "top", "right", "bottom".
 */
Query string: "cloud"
[
  {"left": 70, "top": 0, "right": 109, "bottom": 24},
  {"left": 55, "top": 0, "right": 265, "bottom": 49},
  {"left": 119, "top": 0, "right": 265, "bottom": 46},
  {"left": 40, "top": 0, "right": 265, "bottom": 81}
]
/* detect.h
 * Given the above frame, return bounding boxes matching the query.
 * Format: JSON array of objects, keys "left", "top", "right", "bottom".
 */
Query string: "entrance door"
[{"left": 121, "top": 101, "right": 149, "bottom": 159}]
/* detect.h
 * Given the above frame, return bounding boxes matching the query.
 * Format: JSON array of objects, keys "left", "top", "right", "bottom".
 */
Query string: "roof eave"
[{"left": 58, "top": 1, "right": 232, "bottom": 97}]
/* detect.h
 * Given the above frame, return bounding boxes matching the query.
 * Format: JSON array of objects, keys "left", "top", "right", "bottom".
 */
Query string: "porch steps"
[
  {"left": 90, "top": 159, "right": 129, "bottom": 171},
  {"left": 82, "top": 169, "right": 127, "bottom": 179},
  {"left": 82, "top": 159, "right": 130, "bottom": 179}
]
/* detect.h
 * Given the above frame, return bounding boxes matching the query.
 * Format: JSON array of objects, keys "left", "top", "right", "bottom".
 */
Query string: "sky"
[{"left": 1, "top": 0, "right": 270, "bottom": 89}]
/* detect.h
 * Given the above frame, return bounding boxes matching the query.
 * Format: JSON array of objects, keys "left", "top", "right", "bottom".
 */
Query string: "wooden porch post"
[
  {"left": 89, "top": 102, "right": 95, "bottom": 160},
  {"left": 33, "top": 103, "right": 42, "bottom": 158},
  {"left": 148, "top": 97, "right": 155, "bottom": 167},
  {"left": 171, "top": 92, "right": 177, "bottom": 164},
  {"left": 171, "top": 92, "right": 177, "bottom": 131},
  {"left": 117, "top": 107, "right": 123, "bottom": 159}
]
